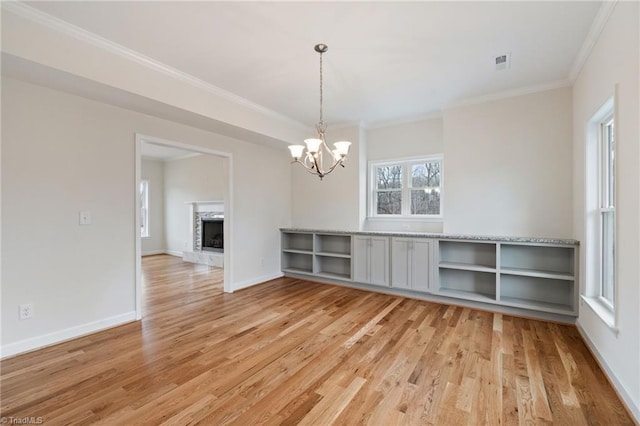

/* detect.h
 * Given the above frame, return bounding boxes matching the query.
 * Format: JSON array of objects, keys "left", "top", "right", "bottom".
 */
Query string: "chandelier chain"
[{"left": 319, "top": 50, "right": 323, "bottom": 126}]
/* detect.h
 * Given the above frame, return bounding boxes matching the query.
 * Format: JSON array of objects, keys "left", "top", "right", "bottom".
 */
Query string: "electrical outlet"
[
  {"left": 79, "top": 211, "right": 91, "bottom": 225},
  {"left": 19, "top": 303, "right": 34, "bottom": 320}
]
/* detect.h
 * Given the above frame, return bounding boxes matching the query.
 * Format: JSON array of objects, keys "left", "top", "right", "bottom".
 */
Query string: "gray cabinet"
[
  {"left": 353, "top": 236, "right": 389, "bottom": 286},
  {"left": 391, "top": 237, "right": 433, "bottom": 292}
]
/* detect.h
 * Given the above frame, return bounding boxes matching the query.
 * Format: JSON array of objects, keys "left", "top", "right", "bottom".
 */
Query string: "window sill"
[
  {"left": 367, "top": 216, "right": 443, "bottom": 222},
  {"left": 142, "top": 236, "right": 150, "bottom": 239},
  {"left": 581, "top": 295, "right": 618, "bottom": 334}
]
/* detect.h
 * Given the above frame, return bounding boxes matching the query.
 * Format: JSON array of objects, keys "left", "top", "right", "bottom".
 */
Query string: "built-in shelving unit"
[
  {"left": 282, "top": 231, "right": 352, "bottom": 280},
  {"left": 437, "top": 240, "right": 577, "bottom": 315},
  {"left": 282, "top": 229, "right": 579, "bottom": 322}
]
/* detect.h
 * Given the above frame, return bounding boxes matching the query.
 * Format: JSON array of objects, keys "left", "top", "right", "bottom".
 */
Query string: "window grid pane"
[
  {"left": 376, "top": 190, "right": 402, "bottom": 215},
  {"left": 411, "top": 189, "right": 440, "bottom": 215},
  {"left": 411, "top": 161, "right": 441, "bottom": 188},
  {"left": 607, "top": 120, "right": 615, "bottom": 208},
  {"left": 376, "top": 165, "right": 402, "bottom": 189},
  {"left": 601, "top": 211, "right": 615, "bottom": 304}
]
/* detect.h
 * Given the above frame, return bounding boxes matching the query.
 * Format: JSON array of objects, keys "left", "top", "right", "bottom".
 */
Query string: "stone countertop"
[{"left": 280, "top": 228, "right": 579, "bottom": 246}]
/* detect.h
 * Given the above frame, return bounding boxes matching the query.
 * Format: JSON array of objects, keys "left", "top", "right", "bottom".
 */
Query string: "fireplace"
[{"left": 201, "top": 219, "right": 223, "bottom": 252}]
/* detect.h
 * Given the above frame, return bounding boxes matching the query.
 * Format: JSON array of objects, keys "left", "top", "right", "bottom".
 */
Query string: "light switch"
[{"left": 79, "top": 211, "right": 91, "bottom": 225}]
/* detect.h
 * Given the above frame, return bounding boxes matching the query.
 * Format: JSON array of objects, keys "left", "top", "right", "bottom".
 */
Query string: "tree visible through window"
[
  {"left": 371, "top": 156, "right": 443, "bottom": 217},
  {"left": 376, "top": 165, "right": 402, "bottom": 214},
  {"left": 411, "top": 162, "right": 441, "bottom": 215}
]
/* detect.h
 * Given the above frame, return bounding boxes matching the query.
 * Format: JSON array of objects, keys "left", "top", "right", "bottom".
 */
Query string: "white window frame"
[
  {"left": 368, "top": 155, "right": 443, "bottom": 219},
  {"left": 598, "top": 113, "right": 615, "bottom": 310},
  {"left": 581, "top": 95, "right": 617, "bottom": 331},
  {"left": 140, "top": 179, "right": 149, "bottom": 238}
]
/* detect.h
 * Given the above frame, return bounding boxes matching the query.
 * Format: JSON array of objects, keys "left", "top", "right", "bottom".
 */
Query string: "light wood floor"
[{"left": 1, "top": 254, "right": 633, "bottom": 425}]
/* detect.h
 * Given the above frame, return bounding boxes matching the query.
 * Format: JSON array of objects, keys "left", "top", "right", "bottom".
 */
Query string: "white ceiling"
[{"left": 26, "top": 1, "right": 600, "bottom": 126}]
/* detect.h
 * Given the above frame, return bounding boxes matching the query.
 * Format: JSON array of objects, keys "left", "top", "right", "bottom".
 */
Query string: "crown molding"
[
  {"left": 1, "top": 1, "right": 308, "bottom": 131},
  {"left": 366, "top": 111, "right": 443, "bottom": 130},
  {"left": 443, "top": 79, "right": 571, "bottom": 111},
  {"left": 569, "top": 1, "right": 618, "bottom": 82}
]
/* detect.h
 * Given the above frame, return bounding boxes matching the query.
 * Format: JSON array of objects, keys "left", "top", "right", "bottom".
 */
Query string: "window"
[
  {"left": 370, "top": 156, "right": 443, "bottom": 218},
  {"left": 599, "top": 114, "right": 615, "bottom": 308},
  {"left": 582, "top": 97, "right": 616, "bottom": 329},
  {"left": 140, "top": 180, "right": 149, "bottom": 238}
]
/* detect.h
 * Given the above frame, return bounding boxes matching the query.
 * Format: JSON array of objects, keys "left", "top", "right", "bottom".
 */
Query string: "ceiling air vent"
[{"left": 495, "top": 52, "right": 511, "bottom": 71}]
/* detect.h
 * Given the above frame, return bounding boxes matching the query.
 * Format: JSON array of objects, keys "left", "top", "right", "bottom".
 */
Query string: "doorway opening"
[{"left": 134, "top": 134, "right": 233, "bottom": 320}]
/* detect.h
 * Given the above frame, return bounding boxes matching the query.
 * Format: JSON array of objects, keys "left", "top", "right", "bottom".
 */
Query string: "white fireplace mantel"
[
  {"left": 183, "top": 200, "right": 224, "bottom": 267},
  {"left": 184, "top": 200, "right": 224, "bottom": 213},
  {"left": 185, "top": 201, "right": 224, "bottom": 252}
]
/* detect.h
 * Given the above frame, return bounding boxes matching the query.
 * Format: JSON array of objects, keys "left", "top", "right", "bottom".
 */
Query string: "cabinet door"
[
  {"left": 352, "top": 236, "right": 370, "bottom": 283},
  {"left": 391, "top": 238, "right": 411, "bottom": 289},
  {"left": 412, "top": 239, "right": 431, "bottom": 292},
  {"left": 369, "top": 237, "right": 390, "bottom": 286}
]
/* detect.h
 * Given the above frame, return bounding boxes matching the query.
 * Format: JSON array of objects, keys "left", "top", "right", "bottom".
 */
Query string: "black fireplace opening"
[{"left": 202, "top": 219, "right": 224, "bottom": 252}]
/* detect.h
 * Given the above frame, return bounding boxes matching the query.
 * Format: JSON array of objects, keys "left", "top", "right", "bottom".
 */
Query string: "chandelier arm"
[
  {"left": 292, "top": 159, "right": 327, "bottom": 177},
  {"left": 311, "top": 154, "right": 322, "bottom": 175},
  {"left": 323, "top": 158, "right": 344, "bottom": 176}
]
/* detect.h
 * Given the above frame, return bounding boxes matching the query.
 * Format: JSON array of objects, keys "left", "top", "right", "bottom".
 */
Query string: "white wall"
[
  {"left": 365, "top": 117, "right": 444, "bottom": 232},
  {"left": 141, "top": 158, "right": 166, "bottom": 255},
  {"left": 291, "top": 124, "right": 364, "bottom": 231},
  {"left": 367, "top": 117, "right": 443, "bottom": 161},
  {"left": 291, "top": 91, "right": 574, "bottom": 239},
  {"left": 164, "top": 155, "right": 225, "bottom": 254},
  {"left": 572, "top": 2, "right": 639, "bottom": 418},
  {"left": 443, "top": 87, "right": 573, "bottom": 238},
  {"left": 1, "top": 78, "right": 291, "bottom": 356}
]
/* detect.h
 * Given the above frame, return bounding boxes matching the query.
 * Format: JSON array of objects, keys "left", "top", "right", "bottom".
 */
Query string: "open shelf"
[
  {"left": 501, "top": 244, "right": 574, "bottom": 276},
  {"left": 439, "top": 262, "right": 496, "bottom": 273},
  {"left": 500, "top": 274, "right": 575, "bottom": 314},
  {"left": 500, "top": 267, "right": 574, "bottom": 281},
  {"left": 283, "top": 248, "right": 313, "bottom": 255},
  {"left": 282, "top": 232, "right": 353, "bottom": 281},
  {"left": 315, "top": 255, "right": 351, "bottom": 280},
  {"left": 282, "top": 267, "right": 314, "bottom": 276},
  {"left": 499, "top": 296, "right": 574, "bottom": 315},
  {"left": 439, "top": 268, "right": 496, "bottom": 300},
  {"left": 281, "top": 252, "right": 313, "bottom": 274},
  {"left": 316, "top": 252, "right": 351, "bottom": 259},
  {"left": 439, "top": 241, "right": 496, "bottom": 269},
  {"left": 282, "top": 232, "right": 313, "bottom": 252},
  {"left": 315, "top": 234, "right": 351, "bottom": 256},
  {"left": 437, "top": 288, "right": 496, "bottom": 303}
]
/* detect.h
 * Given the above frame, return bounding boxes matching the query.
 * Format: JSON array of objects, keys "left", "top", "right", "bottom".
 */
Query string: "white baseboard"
[
  {"left": 1, "top": 311, "right": 137, "bottom": 359},
  {"left": 142, "top": 249, "right": 166, "bottom": 256},
  {"left": 231, "top": 272, "right": 284, "bottom": 292},
  {"left": 576, "top": 322, "right": 640, "bottom": 423},
  {"left": 165, "top": 250, "right": 183, "bottom": 257}
]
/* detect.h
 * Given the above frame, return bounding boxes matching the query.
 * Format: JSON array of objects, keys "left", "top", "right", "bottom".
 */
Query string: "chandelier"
[{"left": 288, "top": 44, "right": 351, "bottom": 180}]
